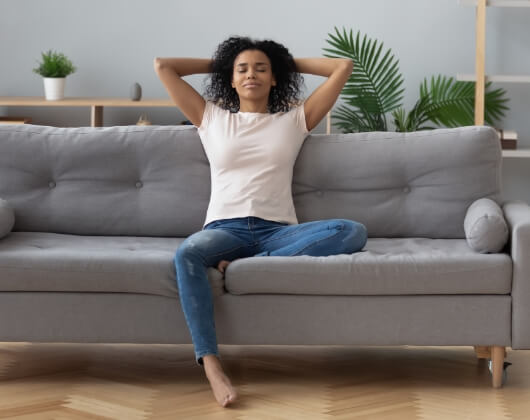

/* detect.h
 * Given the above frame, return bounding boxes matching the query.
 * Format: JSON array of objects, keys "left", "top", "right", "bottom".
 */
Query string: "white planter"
[{"left": 43, "top": 77, "right": 66, "bottom": 100}]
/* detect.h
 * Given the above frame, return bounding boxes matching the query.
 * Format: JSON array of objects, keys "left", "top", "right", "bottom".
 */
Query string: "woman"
[{"left": 154, "top": 36, "right": 367, "bottom": 407}]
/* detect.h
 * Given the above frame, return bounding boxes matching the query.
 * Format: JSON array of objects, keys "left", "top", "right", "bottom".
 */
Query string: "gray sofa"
[{"left": 1, "top": 123, "right": 529, "bottom": 388}]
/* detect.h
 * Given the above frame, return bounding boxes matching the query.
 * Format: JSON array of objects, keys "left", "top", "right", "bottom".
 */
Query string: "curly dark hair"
[{"left": 203, "top": 36, "right": 304, "bottom": 113}]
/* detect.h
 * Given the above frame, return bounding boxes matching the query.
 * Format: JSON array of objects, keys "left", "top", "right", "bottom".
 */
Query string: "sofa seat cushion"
[
  {"left": 225, "top": 238, "right": 512, "bottom": 295},
  {"left": 0, "top": 232, "right": 224, "bottom": 298}
]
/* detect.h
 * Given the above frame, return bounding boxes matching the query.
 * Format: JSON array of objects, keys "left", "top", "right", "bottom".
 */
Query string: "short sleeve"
[
  {"left": 198, "top": 100, "right": 215, "bottom": 133},
  {"left": 295, "top": 102, "right": 309, "bottom": 135}
]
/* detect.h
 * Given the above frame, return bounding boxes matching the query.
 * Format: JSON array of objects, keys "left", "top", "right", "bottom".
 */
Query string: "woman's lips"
[{"left": 244, "top": 84, "right": 260, "bottom": 88}]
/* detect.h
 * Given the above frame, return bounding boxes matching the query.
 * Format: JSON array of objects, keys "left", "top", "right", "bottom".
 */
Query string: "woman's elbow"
[
  {"left": 341, "top": 58, "right": 354, "bottom": 72},
  {"left": 153, "top": 57, "right": 163, "bottom": 72}
]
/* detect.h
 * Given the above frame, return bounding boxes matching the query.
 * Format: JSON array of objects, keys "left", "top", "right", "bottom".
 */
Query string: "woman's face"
[{"left": 231, "top": 49, "right": 276, "bottom": 103}]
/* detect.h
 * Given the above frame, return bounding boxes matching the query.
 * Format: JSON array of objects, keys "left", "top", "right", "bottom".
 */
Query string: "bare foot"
[
  {"left": 217, "top": 258, "right": 240, "bottom": 274},
  {"left": 202, "top": 355, "right": 238, "bottom": 407},
  {"left": 217, "top": 260, "right": 231, "bottom": 274}
]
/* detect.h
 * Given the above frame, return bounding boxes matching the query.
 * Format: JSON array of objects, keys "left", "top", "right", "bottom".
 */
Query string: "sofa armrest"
[{"left": 503, "top": 200, "right": 530, "bottom": 349}]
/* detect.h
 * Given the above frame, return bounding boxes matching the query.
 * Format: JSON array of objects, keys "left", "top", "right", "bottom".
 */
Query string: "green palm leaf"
[
  {"left": 419, "top": 76, "right": 509, "bottom": 128},
  {"left": 323, "top": 27, "right": 405, "bottom": 132},
  {"left": 393, "top": 76, "right": 509, "bottom": 132},
  {"left": 323, "top": 27, "right": 509, "bottom": 133},
  {"left": 483, "top": 85, "right": 510, "bottom": 124},
  {"left": 392, "top": 96, "right": 437, "bottom": 132}
]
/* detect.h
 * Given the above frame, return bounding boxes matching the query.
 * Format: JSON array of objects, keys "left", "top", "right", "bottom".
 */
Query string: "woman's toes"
[
  {"left": 217, "top": 260, "right": 230, "bottom": 273},
  {"left": 225, "top": 391, "right": 238, "bottom": 406},
  {"left": 206, "top": 371, "right": 238, "bottom": 407}
]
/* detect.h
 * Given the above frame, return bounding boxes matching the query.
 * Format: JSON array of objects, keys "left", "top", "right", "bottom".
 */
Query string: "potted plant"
[
  {"left": 323, "top": 27, "right": 509, "bottom": 132},
  {"left": 33, "top": 50, "right": 77, "bottom": 100}
]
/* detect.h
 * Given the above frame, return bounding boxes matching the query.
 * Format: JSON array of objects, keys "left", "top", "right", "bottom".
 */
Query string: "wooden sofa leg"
[{"left": 491, "top": 346, "right": 505, "bottom": 388}]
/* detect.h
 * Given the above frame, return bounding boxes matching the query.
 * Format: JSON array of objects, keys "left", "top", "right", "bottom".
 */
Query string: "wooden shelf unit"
[
  {"left": 0, "top": 96, "right": 174, "bottom": 127},
  {"left": 460, "top": 0, "right": 530, "bottom": 7},
  {"left": 502, "top": 148, "right": 530, "bottom": 158},
  {"left": 459, "top": 0, "right": 530, "bottom": 158},
  {"left": 456, "top": 74, "right": 530, "bottom": 83}
]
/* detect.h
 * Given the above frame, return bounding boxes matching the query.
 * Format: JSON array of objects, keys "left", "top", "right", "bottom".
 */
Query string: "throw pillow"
[
  {"left": 464, "top": 198, "right": 509, "bottom": 253},
  {"left": 0, "top": 198, "right": 15, "bottom": 239}
]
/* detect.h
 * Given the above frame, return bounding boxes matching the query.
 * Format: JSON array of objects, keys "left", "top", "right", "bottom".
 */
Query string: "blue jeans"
[{"left": 173, "top": 216, "right": 367, "bottom": 366}]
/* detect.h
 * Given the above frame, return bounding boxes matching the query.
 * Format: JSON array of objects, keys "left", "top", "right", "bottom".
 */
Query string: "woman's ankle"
[{"left": 202, "top": 354, "right": 222, "bottom": 369}]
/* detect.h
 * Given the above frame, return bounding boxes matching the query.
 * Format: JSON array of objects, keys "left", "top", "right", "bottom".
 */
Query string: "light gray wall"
[{"left": 1, "top": 0, "right": 529, "bottom": 204}]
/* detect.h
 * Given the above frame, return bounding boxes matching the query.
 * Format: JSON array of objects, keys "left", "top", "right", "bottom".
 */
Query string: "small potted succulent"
[{"left": 33, "top": 50, "right": 77, "bottom": 100}]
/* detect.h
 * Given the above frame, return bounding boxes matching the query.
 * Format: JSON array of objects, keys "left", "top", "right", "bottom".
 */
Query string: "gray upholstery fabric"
[
  {"left": 0, "top": 231, "right": 224, "bottom": 298},
  {"left": 216, "top": 294, "right": 511, "bottom": 346},
  {"left": 0, "top": 125, "right": 210, "bottom": 237},
  {"left": 225, "top": 238, "right": 512, "bottom": 295},
  {"left": 0, "top": 233, "right": 511, "bottom": 297},
  {"left": 503, "top": 201, "right": 530, "bottom": 349},
  {"left": 293, "top": 126, "right": 501, "bottom": 238},
  {"left": 0, "top": 198, "right": 15, "bottom": 239},
  {"left": 0, "top": 124, "right": 519, "bottom": 350},
  {"left": 0, "top": 125, "right": 500, "bottom": 238},
  {"left": 0, "top": 292, "right": 511, "bottom": 346},
  {"left": 464, "top": 198, "right": 509, "bottom": 253}
]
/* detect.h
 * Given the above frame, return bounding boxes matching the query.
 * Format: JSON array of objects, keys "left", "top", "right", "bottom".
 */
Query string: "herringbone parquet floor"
[{"left": 0, "top": 343, "right": 529, "bottom": 419}]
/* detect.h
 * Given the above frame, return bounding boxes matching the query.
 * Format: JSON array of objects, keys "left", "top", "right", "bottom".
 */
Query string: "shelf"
[
  {"left": 0, "top": 96, "right": 175, "bottom": 127},
  {"left": 459, "top": 0, "right": 530, "bottom": 6},
  {"left": 456, "top": 74, "right": 530, "bottom": 83},
  {"left": 502, "top": 148, "right": 530, "bottom": 158},
  {"left": 458, "top": 0, "right": 529, "bottom": 126},
  {"left": 458, "top": 0, "right": 530, "bottom": 159},
  {"left": 0, "top": 96, "right": 174, "bottom": 107}
]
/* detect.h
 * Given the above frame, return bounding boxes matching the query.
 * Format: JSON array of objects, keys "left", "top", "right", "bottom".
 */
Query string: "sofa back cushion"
[
  {"left": 293, "top": 126, "right": 501, "bottom": 238},
  {"left": 0, "top": 125, "right": 210, "bottom": 237},
  {"left": 0, "top": 125, "right": 500, "bottom": 238}
]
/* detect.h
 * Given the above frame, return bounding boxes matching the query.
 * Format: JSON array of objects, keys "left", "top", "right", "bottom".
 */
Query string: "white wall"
[{"left": 1, "top": 0, "right": 529, "bottom": 203}]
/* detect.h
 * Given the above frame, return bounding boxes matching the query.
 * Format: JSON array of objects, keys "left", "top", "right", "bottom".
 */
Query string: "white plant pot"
[{"left": 43, "top": 77, "right": 66, "bottom": 100}]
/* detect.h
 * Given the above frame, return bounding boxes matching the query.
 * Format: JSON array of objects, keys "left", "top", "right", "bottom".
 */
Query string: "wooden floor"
[{"left": 0, "top": 343, "right": 529, "bottom": 419}]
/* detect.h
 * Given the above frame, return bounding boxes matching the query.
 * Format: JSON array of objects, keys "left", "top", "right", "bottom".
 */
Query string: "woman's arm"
[
  {"left": 153, "top": 57, "right": 212, "bottom": 127},
  {"left": 294, "top": 58, "right": 353, "bottom": 132},
  {"left": 154, "top": 58, "right": 212, "bottom": 76}
]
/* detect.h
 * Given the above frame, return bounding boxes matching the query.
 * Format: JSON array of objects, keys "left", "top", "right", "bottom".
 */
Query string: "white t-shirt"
[{"left": 197, "top": 100, "right": 310, "bottom": 228}]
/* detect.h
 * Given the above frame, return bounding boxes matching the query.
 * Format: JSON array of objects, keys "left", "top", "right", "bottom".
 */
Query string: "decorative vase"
[
  {"left": 130, "top": 83, "right": 142, "bottom": 101},
  {"left": 43, "top": 77, "right": 65, "bottom": 100}
]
